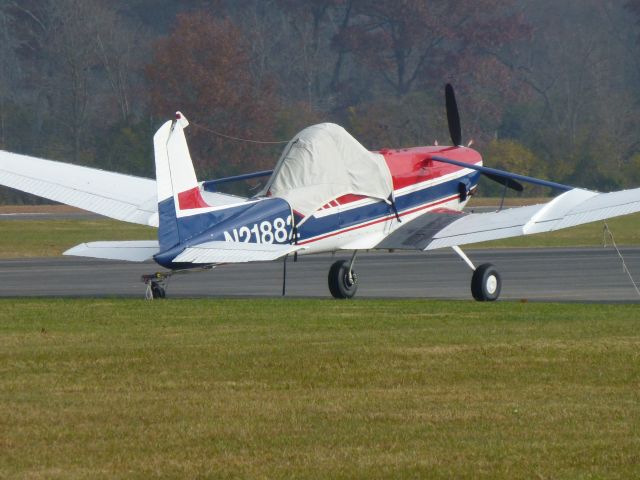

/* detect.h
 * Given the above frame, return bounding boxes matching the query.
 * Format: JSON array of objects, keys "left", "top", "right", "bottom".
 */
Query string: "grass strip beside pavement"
[
  {"left": 0, "top": 219, "right": 155, "bottom": 258},
  {"left": 1, "top": 298, "right": 639, "bottom": 479},
  {"left": 469, "top": 211, "right": 640, "bottom": 249}
]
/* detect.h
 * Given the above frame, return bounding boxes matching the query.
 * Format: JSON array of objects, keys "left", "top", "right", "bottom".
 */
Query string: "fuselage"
[
  {"left": 154, "top": 145, "right": 483, "bottom": 268},
  {"left": 294, "top": 145, "right": 482, "bottom": 253}
]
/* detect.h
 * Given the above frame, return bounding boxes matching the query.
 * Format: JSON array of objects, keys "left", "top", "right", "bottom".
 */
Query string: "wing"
[
  {"left": 376, "top": 208, "right": 466, "bottom": 250},
  {"left": 376, "top": 188, "right": 640, "bottom": 250},
  {"left": 0, "top": 150, "right": 158, "bottom": 225},
  {"left": 0, "top": 150, "right": 248, "bottom": 227},
  {"left": 173, "top": 241, "right": 305, "bottom": 264}
]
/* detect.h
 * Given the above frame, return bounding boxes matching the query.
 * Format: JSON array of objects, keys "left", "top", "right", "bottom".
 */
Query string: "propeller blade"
[
  {"left": 445, "top": 84, "right": 462, "bottom": 147},
  {"left": 483, "top": 173, "right": 524, "bottom": 192}
]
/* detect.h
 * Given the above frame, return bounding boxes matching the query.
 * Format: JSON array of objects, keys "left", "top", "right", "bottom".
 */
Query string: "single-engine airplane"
[{"left": 1, "top": 85, "right": 639, "bottom": 300}]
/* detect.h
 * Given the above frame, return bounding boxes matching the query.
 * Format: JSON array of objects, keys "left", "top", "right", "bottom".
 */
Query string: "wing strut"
[
  {"left": 452, "top": 245, "right": 476, "bottom": 271},
  {"left": 202, "top": 170, "right": 273, "bottom": 191},
  {"left": 431, "top": 155, "right": 574, "bottom": 192}
]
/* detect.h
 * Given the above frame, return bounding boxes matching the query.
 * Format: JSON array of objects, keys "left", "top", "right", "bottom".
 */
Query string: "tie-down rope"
[{"left": 602, "top": 222, "right": 640, "bottom": 298}]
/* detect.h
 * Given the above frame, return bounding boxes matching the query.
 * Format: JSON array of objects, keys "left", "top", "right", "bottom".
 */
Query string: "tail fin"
[{"left": 154, "top": 112, "right": 210, "bottom": 251}]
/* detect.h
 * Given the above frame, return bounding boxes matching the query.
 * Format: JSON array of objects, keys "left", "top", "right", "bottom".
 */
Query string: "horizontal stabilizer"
[
  {"left": 64, "top": 241, "right": 159, "bottom": 262},
  {"left": 174, "top": 241, "right": 305, "bottom": 264}
]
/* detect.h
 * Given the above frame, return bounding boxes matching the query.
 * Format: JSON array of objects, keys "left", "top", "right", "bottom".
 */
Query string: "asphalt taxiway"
[{"left": 0, "top": 248, "right": 639, "bottom": 302}]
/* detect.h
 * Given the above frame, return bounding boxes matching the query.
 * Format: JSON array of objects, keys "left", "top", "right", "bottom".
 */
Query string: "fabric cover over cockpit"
[{"left": 259, "top": 123, "right": 393, "bottom": 220}]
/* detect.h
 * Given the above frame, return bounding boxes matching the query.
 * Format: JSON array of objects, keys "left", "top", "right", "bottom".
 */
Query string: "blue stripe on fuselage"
[
  {"left": 154, "top": 197, "right": 292, "bottom": 268},
  {"left": 154, "top": 171, "right": 479, "bottom": 268},
  {"left": 157, "top": 197, "right": 255, "bottom": 251},
  {"left": 297, "top": 171, "right": 480, "bottom": 242}
]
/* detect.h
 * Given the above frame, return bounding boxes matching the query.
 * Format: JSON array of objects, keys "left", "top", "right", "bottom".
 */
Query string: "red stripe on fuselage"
[
  {"left": 177, "top": 187, "right": 210, "bottom": 210},
  {"left": 297, "top": 193, "right": 462, "bottom": 246}
]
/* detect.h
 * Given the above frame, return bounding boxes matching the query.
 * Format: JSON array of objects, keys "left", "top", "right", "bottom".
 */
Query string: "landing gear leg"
[
  {"left": 141, "top": 266, "right": 214, "bottom": 300},
  {"left": 328, "top": 251, "right": 359, "bottom": 299},
  {"left": 451, "top": 246, "right": 501, "bottom": 301},
  {"left": 142, "top": 272, "right": 171, "bottom": 300}
]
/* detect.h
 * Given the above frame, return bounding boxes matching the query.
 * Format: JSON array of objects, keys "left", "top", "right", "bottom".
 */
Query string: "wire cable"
[
  {"left": 602, "top": 222, "right": 640, "bottom": 298},
  {"left": 190, "top": 121, "right": 290, "bottom": 145}
]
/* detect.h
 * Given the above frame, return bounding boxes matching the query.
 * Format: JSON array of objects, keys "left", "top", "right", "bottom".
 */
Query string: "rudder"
[{"left": 153, "top": 112, "right": 209, "bottom": 251}]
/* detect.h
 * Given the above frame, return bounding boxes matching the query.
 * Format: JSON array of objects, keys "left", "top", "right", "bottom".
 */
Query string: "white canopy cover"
[{"left": 260, "top": 123, "right": 393, "bottom": 219}]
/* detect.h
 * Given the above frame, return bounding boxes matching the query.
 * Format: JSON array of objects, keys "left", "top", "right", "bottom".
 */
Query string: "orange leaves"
[
  {"left": 146, "top": 13, "right": 279, "bottom": 175},
  {"left": 331, "top": 0, "right": 530, "bottom": 98}
]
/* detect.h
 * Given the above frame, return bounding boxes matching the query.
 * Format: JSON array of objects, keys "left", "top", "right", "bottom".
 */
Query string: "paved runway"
[{"left": 1, "top": 248, "right": 639, "bottom": 302}]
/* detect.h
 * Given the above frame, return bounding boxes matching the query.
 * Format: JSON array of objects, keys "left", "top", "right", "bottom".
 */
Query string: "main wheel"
[
  {"left": 328, "top": 260, "right": 358, "bottom": 299},
  {"left": 471, "top": 263, "right": 501, "bottom": 301},
  {"left": 151, "top": 281, "right": 166, "bottom": 299}
]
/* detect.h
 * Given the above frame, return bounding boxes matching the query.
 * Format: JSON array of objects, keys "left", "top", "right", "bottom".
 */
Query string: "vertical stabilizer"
[{"left": 153, "top": 112, "right": 209, "bottom": 251}]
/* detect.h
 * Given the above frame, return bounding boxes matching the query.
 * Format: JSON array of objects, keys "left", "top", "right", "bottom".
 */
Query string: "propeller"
[
  {"left": 445, "top": 84, "right": 462, "bottom": 147},
  {"left": 442, "top": 84, "right": 524, "bottom": 192}
]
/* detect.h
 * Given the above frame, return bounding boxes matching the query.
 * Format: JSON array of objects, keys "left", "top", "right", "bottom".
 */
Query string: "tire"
[
  {"left": 471, "top": 263, "right": 501, "bottom": 301},
  {"left": 151, "top": 282, "right": 166, "bottom": 299},
  {"left": 328, "top": 260, "right": 358, "bottom": 299}
]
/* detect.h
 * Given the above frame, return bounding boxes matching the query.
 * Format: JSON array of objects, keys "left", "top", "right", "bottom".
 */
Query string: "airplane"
[{"left": 0, "top": 84, "right": 639, "bottom": 300}]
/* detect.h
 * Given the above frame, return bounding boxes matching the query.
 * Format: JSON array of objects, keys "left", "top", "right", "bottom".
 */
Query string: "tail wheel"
[
  {"left": 150, "top": 281, "right": 166, "bottom": 299},
  {"left": 143, "top": 272, "right": 175, "bottom": 300},
  {"left": 328, "top": 259, "right": 358, "bottom": 299},
  {"left": 471, "top": 263, "right": 501, "bottom": 301}
]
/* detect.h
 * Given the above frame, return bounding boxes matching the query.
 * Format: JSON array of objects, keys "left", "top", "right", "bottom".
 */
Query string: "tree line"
[{"left": 1, "top": 0, "right": 640, "bottom": 202}]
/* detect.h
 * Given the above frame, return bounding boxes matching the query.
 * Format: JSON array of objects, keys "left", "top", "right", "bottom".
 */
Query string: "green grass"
[
  {"left": 0, "top": 219, "right": 154, "bottom": 257},
  {"left": 470, "top": 212, "right": 640, "bottom": 248},
  {"left": 1, "top": 298, "right": 639, "bottom": 479}
]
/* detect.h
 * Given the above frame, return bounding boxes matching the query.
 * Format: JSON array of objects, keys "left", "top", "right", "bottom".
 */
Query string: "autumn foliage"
[
  {"left": 146, "top": 13, "right": 280, "bottom": 175},
  {"left": 2, "top": 0, "right": 640, "bottom": 201}
]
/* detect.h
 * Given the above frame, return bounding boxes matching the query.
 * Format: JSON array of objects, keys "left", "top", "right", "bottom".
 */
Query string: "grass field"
[
  {"left": 0, "top": 219, "right": 155, "bottom": 258},
  {"left": 1, "top": 298, "right": 639, "bottom": 479},
  {"left": 0, "top": 212, "right": 639, "bottom": 258},
  {"left": 471, "top": 212, "right": 640, "bottom": 248}
]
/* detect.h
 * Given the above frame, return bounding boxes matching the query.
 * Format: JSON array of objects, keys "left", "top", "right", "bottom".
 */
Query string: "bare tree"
[
  {"left": 506, "top": 0, "right": 640, "bottom": 184},
  {"left": 95, "top": 9, "right": 151, "bottom": 123},
  {"left": 0, "top": 8, "right": 17, "bottom": 149}
]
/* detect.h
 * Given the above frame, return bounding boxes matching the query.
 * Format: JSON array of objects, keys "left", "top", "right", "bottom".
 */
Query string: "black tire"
[
  {"left": 328, "top": 260, "right": 358, "bottom": 299},
  {"left": 471, "top": 263, "right": 501, "bottom": 301},
  {"left": 151, "top": 282, "right": 166, "bottom": 299}
]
